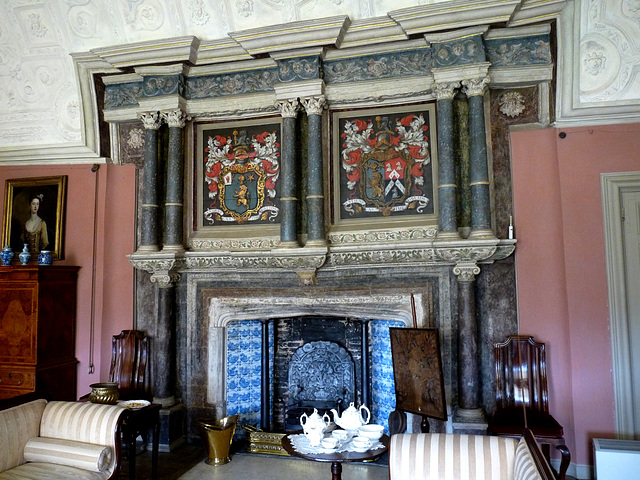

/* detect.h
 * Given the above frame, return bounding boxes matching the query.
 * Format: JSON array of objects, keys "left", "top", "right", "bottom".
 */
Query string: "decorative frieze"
[
  {"left": 186, "top": 68, "right": 279, "bottom": 99},
  {"left": 323, "top": 48, "right": 432, "bottom": 84}
]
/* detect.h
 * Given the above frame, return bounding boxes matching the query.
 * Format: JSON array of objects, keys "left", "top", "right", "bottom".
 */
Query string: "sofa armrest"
[
  {"left": 514, "top": 428, "right": 557, "bottom": 480},
  {"left": 0, "top": 395, "right": 49, "bottom": 473},
  {"left": 39, "top": 401, "right": 128, "bottom": 479}
]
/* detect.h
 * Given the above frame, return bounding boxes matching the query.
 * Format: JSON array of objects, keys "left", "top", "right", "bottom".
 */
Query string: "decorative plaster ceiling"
[{"left": 0, "top": 0, "right": 635, "bottom": 163}]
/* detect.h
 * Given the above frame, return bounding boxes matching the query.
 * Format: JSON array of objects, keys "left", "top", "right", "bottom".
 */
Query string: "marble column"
[
  {"left": 453, "top": 263, "right": 484, "bottom": 424},
  {"left": 161, "top": 109, "right": 188, "bottom": 251},
  {"left": 138, "top": 112, "right": 161, "bottom": 251},
  {"left": 301, "top": 96, "right": 327, "bottom": 246},
  {"left": 434, "top": 82, "right": 461, "bottom": 239},
  {"left": 275, "top": 99, "right": 300, "bottom": 248},
  {"left": 155, "top": 283, "right": 176, "bottom": 407},
  {"left": 462, "top": 77, "right": 494, "bottom": 239}
]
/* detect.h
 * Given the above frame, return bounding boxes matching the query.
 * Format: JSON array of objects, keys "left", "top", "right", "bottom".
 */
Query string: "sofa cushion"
[
  {"left": 0, "top": 462, "right": 108, "bottom": 480},
  {"left": 23, "top": 437, "right": 111, "bottom": 473},
  {"left": 0, "top": 399, "right": 47, "bottom": 472},
  {"left": 389, "top": 433, "right": 520, "bottom": 480}
]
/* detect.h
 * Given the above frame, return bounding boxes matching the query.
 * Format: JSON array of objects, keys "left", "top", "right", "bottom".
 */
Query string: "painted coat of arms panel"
[
  {"left": 333, "top": 104, "right": 437, "bottom": 224},
  {"left": 200, "top": 121, "right": 282, "bottom": 227}
]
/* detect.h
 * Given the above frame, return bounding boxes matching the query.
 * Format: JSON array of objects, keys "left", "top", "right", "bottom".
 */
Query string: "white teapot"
[
  {"left": 330, "top": 402, "right": 370, "bottom": 432},
  {"left": 300, "top": 408, "right": 330, "bottom": 447}
]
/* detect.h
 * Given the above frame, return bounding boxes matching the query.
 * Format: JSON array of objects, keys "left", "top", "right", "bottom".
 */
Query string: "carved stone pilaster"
[
  {"left": 301, "top": 95, "right": 326, "bottom": 115},
  {"left": 461, "top": 76, "right": 490, "bottom": 97},
  {"left": 275, "top": 98, "right": 300, "bottom": 118}
]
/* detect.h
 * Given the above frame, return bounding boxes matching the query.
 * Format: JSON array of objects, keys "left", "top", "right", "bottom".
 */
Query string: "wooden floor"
[{"left": 117, "top": 442, "right": 206, "bottom": 480}]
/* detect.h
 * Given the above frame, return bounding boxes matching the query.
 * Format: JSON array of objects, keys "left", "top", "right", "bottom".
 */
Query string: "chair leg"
[{"left": 555, "top": 444, "right": 571, "bottom": 480}]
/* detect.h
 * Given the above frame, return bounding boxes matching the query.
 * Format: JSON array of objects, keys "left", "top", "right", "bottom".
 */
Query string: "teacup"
[
  {"left": 358, "top": 424, "right": 384, "bottom": 441},
  {"left": 331, "top": 429, "right": 350, "bottom": 441},
  {"left": 321, "top": 437, "right": 339, "bottom": 450},
  {"left": 351, "top": 436, "right": 372, "bottom": 450}
]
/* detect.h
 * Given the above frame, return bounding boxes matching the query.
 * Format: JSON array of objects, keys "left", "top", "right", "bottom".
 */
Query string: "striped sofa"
[
  {"left": 389, "top": 428, "right": 557, "bottom": 480},
  {"left": 0, "top": 393, "right": 128, "bottom": 480}
]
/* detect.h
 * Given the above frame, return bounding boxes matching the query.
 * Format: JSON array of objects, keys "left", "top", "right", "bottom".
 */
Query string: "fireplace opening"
[
  {"left": 226, "top": 316, "right": 403, "bottom": 438},
  {"left": 284, "top": 340, "right": 354, "bottom": 432}
]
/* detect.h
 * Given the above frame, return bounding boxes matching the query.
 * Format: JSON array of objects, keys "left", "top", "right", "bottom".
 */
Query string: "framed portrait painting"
[
  {"left": 2, "top": 176, "right": 67, "bottom": 261},
  {"left": 332, "top": 103, "right": 438, "bottom": 230}
]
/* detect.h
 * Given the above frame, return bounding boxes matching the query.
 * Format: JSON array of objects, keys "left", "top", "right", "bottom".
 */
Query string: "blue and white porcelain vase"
[
  {"left": 19, "top": 244, "right": 31, "bottom": 265},
  {"left": 1, "top": 246, "right": 14, "bottom": 266},
  {"left": 38, "top": 250, "right": 52, "bottom": 266}
]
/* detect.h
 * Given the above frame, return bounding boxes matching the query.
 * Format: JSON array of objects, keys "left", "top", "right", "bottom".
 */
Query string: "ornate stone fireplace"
[{"left": 89, "top": 0, "right": 561, "bottom": 448}]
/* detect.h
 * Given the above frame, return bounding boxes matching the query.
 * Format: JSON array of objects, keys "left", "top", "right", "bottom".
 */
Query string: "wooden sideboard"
[{"left": 0, "top": 266, "right": 79, "bottom": 400}]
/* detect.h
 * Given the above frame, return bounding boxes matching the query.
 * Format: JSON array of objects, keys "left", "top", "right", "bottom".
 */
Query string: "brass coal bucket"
[{"left": 197, "top": 415, "right": 239, "bottom": 466}]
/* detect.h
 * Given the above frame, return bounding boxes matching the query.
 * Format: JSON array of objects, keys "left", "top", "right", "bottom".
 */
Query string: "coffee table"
[{"left": 282, "top": 434, "right": 389, "bottom": 480}]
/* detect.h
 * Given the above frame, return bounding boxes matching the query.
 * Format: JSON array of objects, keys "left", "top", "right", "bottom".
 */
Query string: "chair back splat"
[
  {"left": 109, "top": 330, "right": 149, "bottom": 400},
  {"left": 489, "top": 335, "right": 571, "bottom": 480},
  {"left": 495, "top": 335, "right": 549, "bottom": 413}
]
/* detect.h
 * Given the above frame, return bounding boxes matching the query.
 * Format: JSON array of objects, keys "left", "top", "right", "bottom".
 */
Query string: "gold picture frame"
[
  {"left": 331, "top": 103, "right": 438, "bottom": 232},
  {"left": 2, "top": 176, "right": 67, "bottom": 261}
]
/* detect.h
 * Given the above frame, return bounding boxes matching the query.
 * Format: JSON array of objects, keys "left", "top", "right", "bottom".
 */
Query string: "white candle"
[{"left": 508, "top": 215, "right": 514, "bottom": 239}]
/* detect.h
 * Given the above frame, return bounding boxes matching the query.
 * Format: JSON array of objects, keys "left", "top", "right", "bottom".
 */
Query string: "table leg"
[
  {"left": 151, "top": 416, "right": 160, "bottom": 480},
  {"left": 128, "top": 431, "right": 136, "bottom": 480},
  {"left": 331, "top": 462, "right": 342, "bottom": 480}
]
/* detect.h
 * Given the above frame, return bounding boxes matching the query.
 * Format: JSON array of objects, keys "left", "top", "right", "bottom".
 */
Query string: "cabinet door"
[{"left": 0, "top": 284, "right": 37, "bottom": 364}]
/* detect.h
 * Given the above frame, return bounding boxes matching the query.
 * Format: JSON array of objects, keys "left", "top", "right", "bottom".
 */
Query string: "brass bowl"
[{"left": 89, "top": 382, "right": 119, "bottom": 404}]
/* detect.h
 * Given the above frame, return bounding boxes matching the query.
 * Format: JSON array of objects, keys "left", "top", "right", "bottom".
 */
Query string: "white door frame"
[{"left": 601, "top": 171, "right": 640, "bottom": 439}]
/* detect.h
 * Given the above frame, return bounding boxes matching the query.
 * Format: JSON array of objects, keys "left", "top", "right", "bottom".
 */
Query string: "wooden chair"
[
  {"left": 487, "top": 335, "right": 570, "bottom": 480},
  {"left": 109, "top": 329, "right": 150, "bottom": 401}
]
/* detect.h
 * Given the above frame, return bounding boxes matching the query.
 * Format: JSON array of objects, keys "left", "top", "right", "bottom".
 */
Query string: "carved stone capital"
[
  {"left": 161, "top": 109, "right": 190, "bottom": 128},
  {"left": 301, "top": 95, "right": 326, "bottom": 115},
  {"left": 453, "top": 262, "right": 481, "bottom": 282},
  {"left": 433, "top": 81, "right": 460, "bottom": 100},
  {"left": 275, "top": 98, "right": 300, "bottom": 118},
  {"left": 139, "top": 111, "right": 161, "bottom": 130},
  {"left": 461, "top": 76, "right": 490, "bottom": 97}
]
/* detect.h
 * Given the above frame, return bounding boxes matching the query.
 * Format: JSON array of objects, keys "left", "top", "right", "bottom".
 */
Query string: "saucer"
[{"left": 352, "top": 446, "right": 370, "bottom": 452}]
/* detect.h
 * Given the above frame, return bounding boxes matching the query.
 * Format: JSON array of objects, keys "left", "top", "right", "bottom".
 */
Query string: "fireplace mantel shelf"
[{"left": 127, "top": 237, "right": 515, "bottom": 286}]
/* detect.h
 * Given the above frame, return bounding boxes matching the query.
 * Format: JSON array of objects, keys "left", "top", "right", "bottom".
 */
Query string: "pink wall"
[
  {"left": 511, "top": 123, "right": 640, "bottom": 467},
  {"left": 0, "top": 163, "right": 136, "bottom": 398}
]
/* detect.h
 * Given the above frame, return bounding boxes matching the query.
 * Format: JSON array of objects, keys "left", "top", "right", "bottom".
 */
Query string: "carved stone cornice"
[
  {"left": 139, "top": 111, "right": 161, "bottom": 130},
  {"left": 274, "top": 98, "right": 300, "bottom": 118},
  {"left": 161, "top": 109, "right": 190, "bottom": 128},
  {"left": 301, "top": 95, "right": 327, "bottom": 115}
]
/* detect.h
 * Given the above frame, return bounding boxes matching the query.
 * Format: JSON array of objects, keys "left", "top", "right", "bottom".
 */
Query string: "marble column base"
[
  {"left": 160, "top": 244, "right": 185, "bottom": 253},
  {"left": 305, "top": 239, "right": 327, "bottom": 247},
  {"left": 436, "top": 230, "right": 461, "bottom": 241},
  {"left": 278, "top": 240, "right": 300, "bottom": 248},
  {"left": 452, "top": 407, "right": 487, "bottom": 435},
  {"left": 158, "top": 402, "right": 186, "bottom": 452},
  {"left": 153, "top": 395, "right": 176, "bottom": 408},
  {"left": 468, "top": 228, "right": 496, "bottom": 240},
  {"left": 136, "top": 245, "right": 160, "bottom": 253}
]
